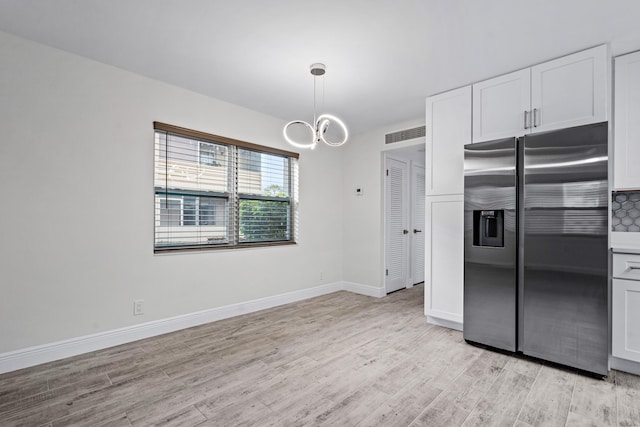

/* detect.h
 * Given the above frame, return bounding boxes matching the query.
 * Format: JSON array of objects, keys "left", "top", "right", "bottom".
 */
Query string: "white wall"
[
  {"left": 0, "top": 30, "right": 344, "bottom": 354},
  {"left": 341, "top": 119, "right": 425, "bottom": 290},
  {"left": 422, "top": 0, "right": 640, "bottom": 97}
]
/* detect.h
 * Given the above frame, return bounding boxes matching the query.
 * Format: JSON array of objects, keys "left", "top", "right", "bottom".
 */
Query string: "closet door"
[
  {"left": 385, "top": 156, "right": 409, "bottom": 293},
  {"left": 411, "top": 164, "right": 425, "bottom": 285}
]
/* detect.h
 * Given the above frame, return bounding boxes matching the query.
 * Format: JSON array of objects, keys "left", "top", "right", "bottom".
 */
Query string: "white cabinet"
[
  {"left": 613, "top": 278, "right": 640, "bottom": 363},
  {"left": 472, "top": 69, "right": 530, "bottom": 142},
  {"left": 531, "top": 45, "right": 607, "bottom": 133},
  {"left": 612, "top": 252, "right": 640, "bottom": 372},
  {"left": 473, "top": 45, "right": 607, "bottom": 143},
  {"left": 614, "top": 50, "right": 640, "bottom": 190},
  {"left": 425, "top": 86, "right": 472, "bottom": 195},
  {"left": 424, "top": 86, "right": 469, "bottom": 330},
  {"left": 424, "top": 194, "right": 463, "bottom": 330}
]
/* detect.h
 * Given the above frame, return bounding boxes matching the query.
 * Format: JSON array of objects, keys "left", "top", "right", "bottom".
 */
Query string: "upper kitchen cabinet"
[
  {"left": 531, "top": 45, "right": 607, "bottom": 133},
  {"left": 473, "top": 45, "right": 608, "bottom": 143},
  {"left": 425, "top": 85, "right": 472, "bottom": 196},
  {"left": 614, "top": 50, "right": 640, "bottom": 190},
  {"left": 472, "top": 69, "right": 531, "bottom": 143}
]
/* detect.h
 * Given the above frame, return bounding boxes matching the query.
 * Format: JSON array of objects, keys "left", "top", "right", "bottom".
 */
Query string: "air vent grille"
[{"left": 385, "top": 126, "right": 426, "bottom": 144}]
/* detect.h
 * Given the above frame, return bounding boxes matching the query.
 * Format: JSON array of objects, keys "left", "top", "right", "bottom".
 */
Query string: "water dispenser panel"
[{"left": 473, "top": 210, "right": 504, "bottom": 247}]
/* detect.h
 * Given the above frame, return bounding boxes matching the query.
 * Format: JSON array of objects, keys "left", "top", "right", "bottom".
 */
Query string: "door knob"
[
  {"left": 403, "top": 229, "right": 409, "bottom": 235},
  {"left": 413, "top": 229, "right": 422, "bottom": 233}
]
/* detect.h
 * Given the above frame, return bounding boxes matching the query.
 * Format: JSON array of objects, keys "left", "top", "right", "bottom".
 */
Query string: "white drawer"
[
  {"left": 612, "top": 232, "right": 640, "bottom": 251},
  {"left": 613, "top": 253, "right": 640, "bottom": 280}
]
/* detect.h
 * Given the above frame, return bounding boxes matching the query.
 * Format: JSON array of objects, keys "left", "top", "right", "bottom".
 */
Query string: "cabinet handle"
[
  {"left": 413, "top": 229, "right": 422, "bottom": 234},
  {"left": 626, "top": 261, "right": 640, "bottom": 271},
  {"left": 533, "top": 108, "right": 538, "bottom": 127},
  {"left": 524, "top": 110, "right": 529, "bottom": 129}
]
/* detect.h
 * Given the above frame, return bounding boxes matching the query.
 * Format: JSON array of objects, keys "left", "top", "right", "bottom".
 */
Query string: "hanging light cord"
[{"left": 313, "top": 74, "right": 317, "bottom": 139}]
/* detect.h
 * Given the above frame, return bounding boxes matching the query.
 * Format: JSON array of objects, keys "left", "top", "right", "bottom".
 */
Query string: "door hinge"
[
  {"left": 386, "top": 169, "right": 389, "bottom": 176},
  {"left": 386, "top": 269, "right": 389, "bottom": 276}
]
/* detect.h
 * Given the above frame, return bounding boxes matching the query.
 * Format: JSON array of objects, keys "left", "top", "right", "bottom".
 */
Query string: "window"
[
  {"left": 158, "top": 195, "right": 225, "bottom": 227},
  {"left": 154, "top": 122, "right": 299, "bottom": 251}
]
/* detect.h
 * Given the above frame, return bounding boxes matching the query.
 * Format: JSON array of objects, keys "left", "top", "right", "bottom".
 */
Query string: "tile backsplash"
[{"left": 612, "top": 192, "right": 640, "bottom": 232}]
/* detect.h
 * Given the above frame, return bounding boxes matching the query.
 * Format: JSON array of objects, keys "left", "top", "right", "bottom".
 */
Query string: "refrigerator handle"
[{"left": 524, "top": 110, "right": 529, "bottom": 129}]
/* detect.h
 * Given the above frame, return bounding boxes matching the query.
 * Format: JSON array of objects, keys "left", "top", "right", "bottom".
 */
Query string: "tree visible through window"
[{"left": 153, "top": 122, "right": 299, "bottom": 251}]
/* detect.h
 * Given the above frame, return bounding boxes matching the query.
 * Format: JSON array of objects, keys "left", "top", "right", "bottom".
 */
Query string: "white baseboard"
[
  {"left": 341, "top": 281, "right": 386, "bottom": 298},
  {"left": 426, "top": 315, "right": 463, "bottom": 332},
  {"left": 610, "top": 355, "right": 640, "bottom": 376},
  {"left": 0, "top": 281, "right": 388, "bottom": 374}
]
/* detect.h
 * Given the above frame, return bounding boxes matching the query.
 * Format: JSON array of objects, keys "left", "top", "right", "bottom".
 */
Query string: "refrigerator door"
[
  {"left": 464, "top": 138, "right": 517, "bottom": 351},
  {"left": 521, "top": 122, "right": 608, "bottom": 375}
]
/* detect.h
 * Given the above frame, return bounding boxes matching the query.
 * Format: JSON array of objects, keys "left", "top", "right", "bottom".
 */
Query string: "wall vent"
[{"left": 385, "top": 126, "right": 426, "bottom": 144}]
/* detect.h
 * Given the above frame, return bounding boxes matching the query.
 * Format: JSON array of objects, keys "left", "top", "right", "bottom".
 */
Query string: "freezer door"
[
  {"left": 464, "top": 138, "right": 517, "bottom": 351},
  {"left": 521, "top": 122, "right": 608, "bottom": 376}
]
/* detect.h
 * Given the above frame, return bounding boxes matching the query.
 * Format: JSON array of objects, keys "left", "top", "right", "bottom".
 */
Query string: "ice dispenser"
[{"left": 473, "top": 210, "right": 504, "bottom": 247}]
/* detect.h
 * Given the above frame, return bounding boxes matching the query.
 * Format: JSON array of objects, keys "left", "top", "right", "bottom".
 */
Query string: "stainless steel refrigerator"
[{"left": 463, "top": 122, "right": 609, "bottom": 376}]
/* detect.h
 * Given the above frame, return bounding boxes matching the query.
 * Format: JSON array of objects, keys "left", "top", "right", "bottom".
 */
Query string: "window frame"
[{"left": 153, "top": 121, "right": 299, "bottom": 253}]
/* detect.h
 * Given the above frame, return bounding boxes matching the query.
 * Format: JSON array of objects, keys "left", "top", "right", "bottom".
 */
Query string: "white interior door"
[
  {"left": 385, "top": 156, "right": 409, "bottom": 293},
  {"left": 412, "top": 164, "right": 425, "bottom": 285}
]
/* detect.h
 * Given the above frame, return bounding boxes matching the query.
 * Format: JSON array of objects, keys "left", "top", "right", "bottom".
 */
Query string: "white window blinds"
[{"left": 153, "top": 122, "right": 299, "bottom": 251}]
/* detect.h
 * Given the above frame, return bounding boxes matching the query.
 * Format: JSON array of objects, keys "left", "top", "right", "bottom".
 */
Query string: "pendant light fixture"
[{"left": 283, "top": 63, "right": 348, "bottom": 149}]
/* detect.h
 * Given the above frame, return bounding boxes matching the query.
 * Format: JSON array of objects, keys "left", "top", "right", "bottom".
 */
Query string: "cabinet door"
[
  {"left": 531, "top": 45, "right": 607, "bottom": 133},
  {"left": 425, "top": 194, "right": 463, "bottom": 330},
  {"left": 614, "top": 50, "right": 640, "bottom": 190},
  {"left": 425, "top": 86, "right": 471, "bottom": 196},
  {"left": 613, "top": 278, "right": 640, "bottom": 363},
  {"left": 472, "top": 69, "right": 531, "bottom": 143}
]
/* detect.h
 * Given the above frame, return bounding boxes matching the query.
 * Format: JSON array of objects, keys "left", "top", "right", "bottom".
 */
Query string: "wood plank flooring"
[{"left": 0, "top": 285, "right": 638, "bottom": 426}]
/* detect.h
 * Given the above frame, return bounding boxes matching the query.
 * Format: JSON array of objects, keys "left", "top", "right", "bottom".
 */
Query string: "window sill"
[{"left": 154, "top": 240, "right": 296, "bottom": 254}]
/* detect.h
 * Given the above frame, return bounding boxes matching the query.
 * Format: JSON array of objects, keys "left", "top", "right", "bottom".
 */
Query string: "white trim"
[
  {"left": 341, "top": 281, "right": 386, "bottom": 298},
  {"left": 426, "top": 308, "right": 463, "bottom": 325},
  {"left": 426, "top": 315, "right": 463, "bottom": 332},
  {"left": 0, "top": 282, "right": 345, "bottom": 374},
  {"left": 610, "top": 356, "right": 640, "bottom": 376}
]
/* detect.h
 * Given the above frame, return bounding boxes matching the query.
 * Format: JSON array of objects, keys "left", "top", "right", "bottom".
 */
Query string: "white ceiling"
[{"left": 1, "top": 0, "right": 640, "bottom": 135}]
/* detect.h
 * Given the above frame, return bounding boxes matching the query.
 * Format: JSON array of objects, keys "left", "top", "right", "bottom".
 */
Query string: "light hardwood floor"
[{"left": 1, "top": 285, "right": 639, "bottom": 427}]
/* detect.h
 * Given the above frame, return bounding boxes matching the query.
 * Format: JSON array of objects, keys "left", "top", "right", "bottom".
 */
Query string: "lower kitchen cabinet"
[
  {"left": 612, "top": 277, "right": 640, "bottom": 363},
  {"left": 425, "top": 194, "right": 463, "bottom": 330}
]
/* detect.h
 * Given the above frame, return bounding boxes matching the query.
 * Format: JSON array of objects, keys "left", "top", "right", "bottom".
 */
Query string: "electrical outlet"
[{"left": 134, "top": 299, "right": 144, "bottom": 316}]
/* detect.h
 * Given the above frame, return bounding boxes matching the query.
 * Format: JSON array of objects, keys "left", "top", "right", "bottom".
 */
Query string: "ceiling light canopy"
[{"left": 283, "top": 63, "right": 348, "bottom": 149}]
